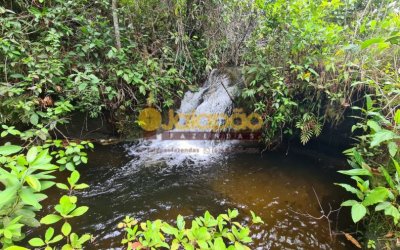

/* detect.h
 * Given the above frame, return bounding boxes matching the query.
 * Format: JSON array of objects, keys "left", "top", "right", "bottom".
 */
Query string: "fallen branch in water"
[{"left": 289, "top": 187, "right": 341, "bottom": 242}]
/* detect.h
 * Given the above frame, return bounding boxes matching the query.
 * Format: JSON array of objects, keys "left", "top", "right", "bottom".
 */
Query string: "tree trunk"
[{"left": 111, "top": 0, "right": 122, "bottom": 50}]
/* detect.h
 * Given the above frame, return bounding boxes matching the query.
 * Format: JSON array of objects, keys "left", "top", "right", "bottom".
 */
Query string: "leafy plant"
[
  {"left": 119, "top": 209, "right": 264, "bottom": 250},
  {"left": 338, "top": 95, "right": 399, "bottom": 244},
  {"left": 296, "top": 113, "right": 323, "bottom": 145},
  {"left": 0, "top": 127, "right": 92, "bottom": 249}
]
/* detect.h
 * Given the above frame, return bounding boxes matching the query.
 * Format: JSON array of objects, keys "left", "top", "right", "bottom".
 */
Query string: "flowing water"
[
  {"left": 36, "top": 145, "right": 355, "bottom": 250},
  {"left": 128, "top": 69, "right": 240, "bottom": 166},
  {"left": 29, "top": 69, "right": 356, "bottom": 249}
]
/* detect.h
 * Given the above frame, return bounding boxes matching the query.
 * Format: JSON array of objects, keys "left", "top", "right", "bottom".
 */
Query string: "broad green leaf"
[
  {"left": 367, "top": 120, "right": 381, "bottom": 132},
  {"left": 5, "top": 246, "right": 29, "bottom": 250},
  {"left": 57, "top": 158, "right": 67, "bottom": 164},
  {"left": 26, "top": 175, "right": 41, "bottom": 191},
  {"left": 250, "top": 210, "right": 264, "bottom": 224},
  {"left": 395, "top": 109, "right": 400, "bottom": 125},
  {"left": 161, "top": 223, "right": 177, "bottom": 235},
  {"left": 56, "top": 183, "right": 69, "bottom": 190},
  {"left": 370, "top": 130, "right": 399, "bottom": 147},
  {"left": 352, "top": 149, "right": 364, "bottom": 166},
  {"left": 386, "top": 34, "right": 400, "bottom": 45},
  {"left": 341, "top": 200, "right": 358, "bottom": 207},
  {"left": 182, "top": 242, "right": 195, "bottom": 250},
  {"left": 45, "top": 227, "right": 54, "bottom": 242},
  {"left": 388, "top": 141, "right": 398, "bottom": 157},
  {"left": 385, "top": 205, "right": 400, "bottom": 224},
  {"left": 78, "top": 83, "right": 87, "bottom": 91},
  {"left": 375, "top": 202, "right": 391, "bottom": 211},
  {"left": 214, "top": 237, "right": 226, "bottom": 250},
  {"left": 14, "top": 208, "right": 36, "bottom": 220},
  {"left": 228, "top": 209, "right": 239, "bottom": 219},
  {"left": 362, "top": 187, "right": 389, "bottom": 206},
  {"left": 177, "top": 215, "right": 185, "bottom": 230},
  {"left": 0, "top": 185, "right": 19, "bottom": 210},
  {"left": 68, "top": 195, "right": 77, "bottom": 204},
  {"left": 197, "top": 240, "right": 208, "bottom": 249},
  {"left": 361, "top": 37, "right": 385, "bottom": 49},
  {"left": 4, "top": 229, "right": 12, "bottom": 238},
  {"left": 40, "top": 181, "right": 56, "bottom": 191},
  {"left": 20, "top": 188, "right": 42, "bottom": 209},
  {"left": 62, "top": 222, "right": 72, "bottom": 236},
  {"left": 78, "top": 234, "right": 91, "bottom": 244},
  {"left": 0, "top": 145, "right": 22, "bottom": 156},
  {"left": 48, "top": 234, "right": 63, "bottom": 244},
  {"left": 26, "top": 147, "right": 38, "bottom": 163},
  {"left": 338, "top": 169, "right": 372, "bottom": 176},
  {"left": 234, "top": 242, "right": 247, "bottom": 250},
  {"left": 394, "top": 159, "right": 400, "bottom": 178},
  {"left": 70, "top": 206, "right": 89, "bottom": 217},
  {"left": 55, "top": 197, "right": 77, "bottom": 216},
  {"left": 68, "top": 171, "right": 80, "bottom": 186},
  {"left": 30, "top": 113, "right": 39, "bottom": 125},
  {"left": 35, "top": 171, "right": 57, "bottom": 180},
  {"left": 61, "top": 244, "right": 74, "bottom": 250},
  {"left": 30, "top": 149, "right": 53, "bottom": 168},
  {"left": 381, "top": 167, "right": 395, "bottom": 189},
  {"left": 81, "top": 156, "right": 88, "bottom": 164},
  {"left": 335, "top": 183, "right": 363, "bottom": 199},
  {"left": 66, "top": 162, "right": 75, "bottom": 171},
  {"left": 74, "top": 183, "right": 89, "bottom": 189},
  {"left": 35, "top": 193, "right": 48, "bottom": 202},
  {"left": 29, "top": 238, "right": 46, "bottom": 247},
  {"left": 40, "top": 214, "right": 62, "bottom": 224},
  {"left": 32, "top": 163, "right": 58, "bottom": 171},
  {"left": 351, "top": 203, "right": 367, "bottom": 223},
  {"left": 171, "top": 241, "right": 180, "bottom": 250}
]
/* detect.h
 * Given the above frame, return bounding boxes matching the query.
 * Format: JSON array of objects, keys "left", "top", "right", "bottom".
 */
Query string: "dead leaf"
[
  {"left": 39, "top": 96, "right": 54, "bottom": 108},
  {"left": 385, "top": 231, "right": 394, "bottom": 238},
  {"left": 129, "top": 242, "right": 142, "bottom": 250},
  {"left": 344, "top": 233, "right": 362, "bottom": 249}
]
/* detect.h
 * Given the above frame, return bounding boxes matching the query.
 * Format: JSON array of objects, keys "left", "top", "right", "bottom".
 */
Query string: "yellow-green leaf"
[{"left": 26, "top": 175, "right": 41, "bottom": 191}]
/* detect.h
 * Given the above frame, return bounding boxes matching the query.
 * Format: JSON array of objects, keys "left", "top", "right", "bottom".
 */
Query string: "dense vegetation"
[{"left": 0, "top": 0, "right": 399, "bottom": 249}]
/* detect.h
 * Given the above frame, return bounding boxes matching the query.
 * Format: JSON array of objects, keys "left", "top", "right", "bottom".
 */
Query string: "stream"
[{"left": 29, "top": 143, "right": 356, "bottom": 250}]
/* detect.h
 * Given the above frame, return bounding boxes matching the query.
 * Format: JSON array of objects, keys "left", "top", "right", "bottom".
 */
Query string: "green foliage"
[
  {"left": 338, "top": 95, "right": 399, "bottom": 241},
  {"left": 338, "top": 158, "right": 400, "bottom": 224},
  {"left": 0, "top": 126, "right": 91, "bottom": 249},
  {"left": 367, "top": 239, "right": 376, "bottom": 249},
  {"left": 296, "top": 114, "right": 323, "bottom": 145},
  {"left": 241, "top": 64, "right": 298, "bottom": 146},
  {"left": 0, "top": 144, "right": 56, "bottom": 247},
  {"left": 239, "top": 0, "right": 400, "bottom": 147},
  {"left": 0, "top": 0, "right": 229, "bottom": 133},
  {"left": 119, "top": 209, "right": 263, "bottom": 250}
]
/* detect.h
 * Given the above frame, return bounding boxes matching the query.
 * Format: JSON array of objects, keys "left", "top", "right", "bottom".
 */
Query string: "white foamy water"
[{"left": 126, "top": 69, "right": 241, "bottom": 166}]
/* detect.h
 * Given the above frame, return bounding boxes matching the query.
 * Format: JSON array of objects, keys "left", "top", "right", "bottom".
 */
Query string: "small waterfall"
[
  {"left": 178, "top": 69, "right": 237, "bottom": 116},
  {"left": 126, "top": 69, "right": 241, "bottom": 166}
]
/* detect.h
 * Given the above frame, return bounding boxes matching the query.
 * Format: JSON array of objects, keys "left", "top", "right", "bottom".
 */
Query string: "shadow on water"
[{"left": 27, "top": 142, "right": 357, "bottom": 250}]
